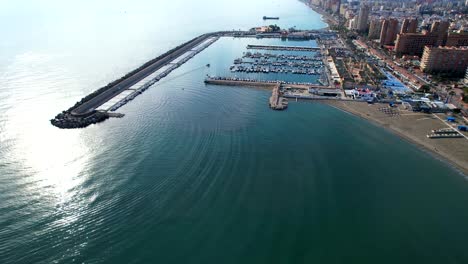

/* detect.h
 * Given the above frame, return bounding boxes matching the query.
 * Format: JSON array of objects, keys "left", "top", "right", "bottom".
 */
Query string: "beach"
[{"left": 324, "top": 100, "right": 468, "bottom": 176}]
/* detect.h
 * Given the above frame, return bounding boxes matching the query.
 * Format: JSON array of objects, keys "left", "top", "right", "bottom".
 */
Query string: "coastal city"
[
  {"left": 50, "top": 0, "right": 468, "bottom": 172},
  {"left": 6, "top": 0, "right": 468, "bottom": 263}
]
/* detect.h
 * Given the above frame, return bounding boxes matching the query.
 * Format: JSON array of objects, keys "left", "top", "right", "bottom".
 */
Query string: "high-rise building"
[
  {"left": 401, "top": 19, "right": 409, "bottom": 34},
  {"left": 368, "top": 18, "right": 383, "bottom": 39},
  {"left": 395, "top": 20, "right": 453, "bottom": 56},
  {"left": 379, "top": 18, "right": 399, "bottom": 46},
  {"left": 430, "top": 20, "right": 450, "bottom": 46},
  {"left": 400, "top": 18, "right": 418, "bottom": 34},
  {"left": 408, "top": 19, "right": 418, "bottom": 33},
  {"left": 446, "top": 32, "right": 468, "bottom": 47},
  {"left": 380, "top": 20, "right": 388, "bottom": 44},
  {"left": 395, "top": 32, "right": 438, "bottom": 56},
  {"left": 330, "top": 0, "right": 341, "bottom": 13},
  {"left": 339, "top": 3, "right": 347, "bottom": 15},
  {"left": 464, "top": 67, "right": 468, "bottom": 84},
  {"left": 421, "top": 46, "right": 468, "bottom": 75},
  {"left": 348, "top": 17, "right": 357, "bottom": 30},
  {"left": 356, "top": 4, "right": 370, "bottom": 32}
]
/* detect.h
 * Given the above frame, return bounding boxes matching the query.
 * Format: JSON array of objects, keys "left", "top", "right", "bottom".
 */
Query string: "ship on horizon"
[{"left": 263, "top": 16, "right": 280, "bottom": 20}]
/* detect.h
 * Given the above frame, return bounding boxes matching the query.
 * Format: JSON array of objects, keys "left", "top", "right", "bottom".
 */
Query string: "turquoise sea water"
[{"left": 1, "top": 1, "right": 468, "bottom": 263}]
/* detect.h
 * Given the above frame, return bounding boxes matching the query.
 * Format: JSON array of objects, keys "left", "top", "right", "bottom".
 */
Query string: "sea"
[{"left": 1, "top": 0, "right": 468, "bottom": 263}]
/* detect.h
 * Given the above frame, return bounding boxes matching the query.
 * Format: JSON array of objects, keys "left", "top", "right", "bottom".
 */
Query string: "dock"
[
  {"left": 246, "top": 44, "right": 320, "bottom": 51},
  {"left": 204, "top": 77, "right": 325, "bottom": 88},
  {"left": 204, "top": 78, "right": 287, "bottom": 110},
  {"left": 269, "top": 83, "right": 288, "bottom": 110},
  {"left": 204, "top": 78, "right": 280, "bottom": 88},
  {"left": 204, "top": 77, "right": 344, "bottom": 110}
]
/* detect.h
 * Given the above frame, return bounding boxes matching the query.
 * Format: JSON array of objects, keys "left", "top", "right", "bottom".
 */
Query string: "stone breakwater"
[{"left": 51, "top": 31, "right": 254, "bottom": 129}]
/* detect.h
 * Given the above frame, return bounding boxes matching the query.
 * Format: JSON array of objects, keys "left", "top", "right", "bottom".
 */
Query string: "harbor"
[
  {"left": 50, "top": 26, "right": 342, "bottom": 129},
  {"left": 224, "top": 41, "right": 329, "bottom": 84},
  {"left": 202, "top": 39, "right": 339, "bottom": 109},
  {"left": 50, "top": 30, "right": 331, "bottom": 129}
]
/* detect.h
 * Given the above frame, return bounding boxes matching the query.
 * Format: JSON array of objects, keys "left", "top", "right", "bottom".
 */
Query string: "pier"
[
  {"left": 51, "top": 32, "right": 230, "bottom": 128},
  {"left": 204, "top": 78, "right": 287, "bottom": 110},
  {"left": 204, "top": 77, "right": 325, "bottom": 88},
  {"left": 246, "top": 44, "right": 320, "bottom": 51},
  {"left": 204, "top": 77, "right": 343, "bottom": 110},
  {"left": 269, "top": 83, "right": 288, "bottom": 110}
]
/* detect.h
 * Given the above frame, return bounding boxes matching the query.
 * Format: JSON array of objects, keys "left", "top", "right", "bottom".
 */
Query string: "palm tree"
[
  {"left": 420, "top": 84, "right": 431, "bottom": 93},
  {"left": 446, "top": 90, "right": 456, "bottom": 104}
]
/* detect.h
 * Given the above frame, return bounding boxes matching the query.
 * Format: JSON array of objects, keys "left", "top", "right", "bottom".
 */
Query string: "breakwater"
[{"left": 51, "top": 31, "right": 253, "bottom": 129}]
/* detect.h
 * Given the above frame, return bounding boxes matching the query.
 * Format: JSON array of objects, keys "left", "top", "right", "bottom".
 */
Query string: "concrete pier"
[
  {"left": 204, "top": 78, "right": 291, "bottom": 111},
  {"left": 246, "top": 44, "right": 320, "bottom": 51},
  {"left": 204, "top": 77, "right": 347, "bottom": 109},
  {"left": 269, "top": 83, "right": 288, "bottom": 110},
  {"left": 51, "top": 32, "right": 240, "bottom": 128},
  {"left": 204, "top": 78, "right": 279, "bottom": 88}
]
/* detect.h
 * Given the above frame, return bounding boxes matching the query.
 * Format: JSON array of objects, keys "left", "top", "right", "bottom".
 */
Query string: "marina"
[
  {"left": 230, "top": 51, "right": 324, "bottom": 75},
  {"left": 223, "top": 41, "right": 328, "bottom": 84}
]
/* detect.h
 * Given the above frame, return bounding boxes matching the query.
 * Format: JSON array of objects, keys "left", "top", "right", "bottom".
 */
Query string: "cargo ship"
[{"left": 263, "top": 16, "right": 280, "bottom": 20}]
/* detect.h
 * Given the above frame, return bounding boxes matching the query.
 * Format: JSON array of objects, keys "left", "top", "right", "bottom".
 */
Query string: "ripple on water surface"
[{"left": 1, "top": 8, "right": 468, "bottom": 263}]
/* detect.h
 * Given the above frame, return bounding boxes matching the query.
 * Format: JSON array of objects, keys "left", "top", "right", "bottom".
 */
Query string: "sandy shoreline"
[{"left": 322, "top": 100, "right": 468, "bottom": 176}]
